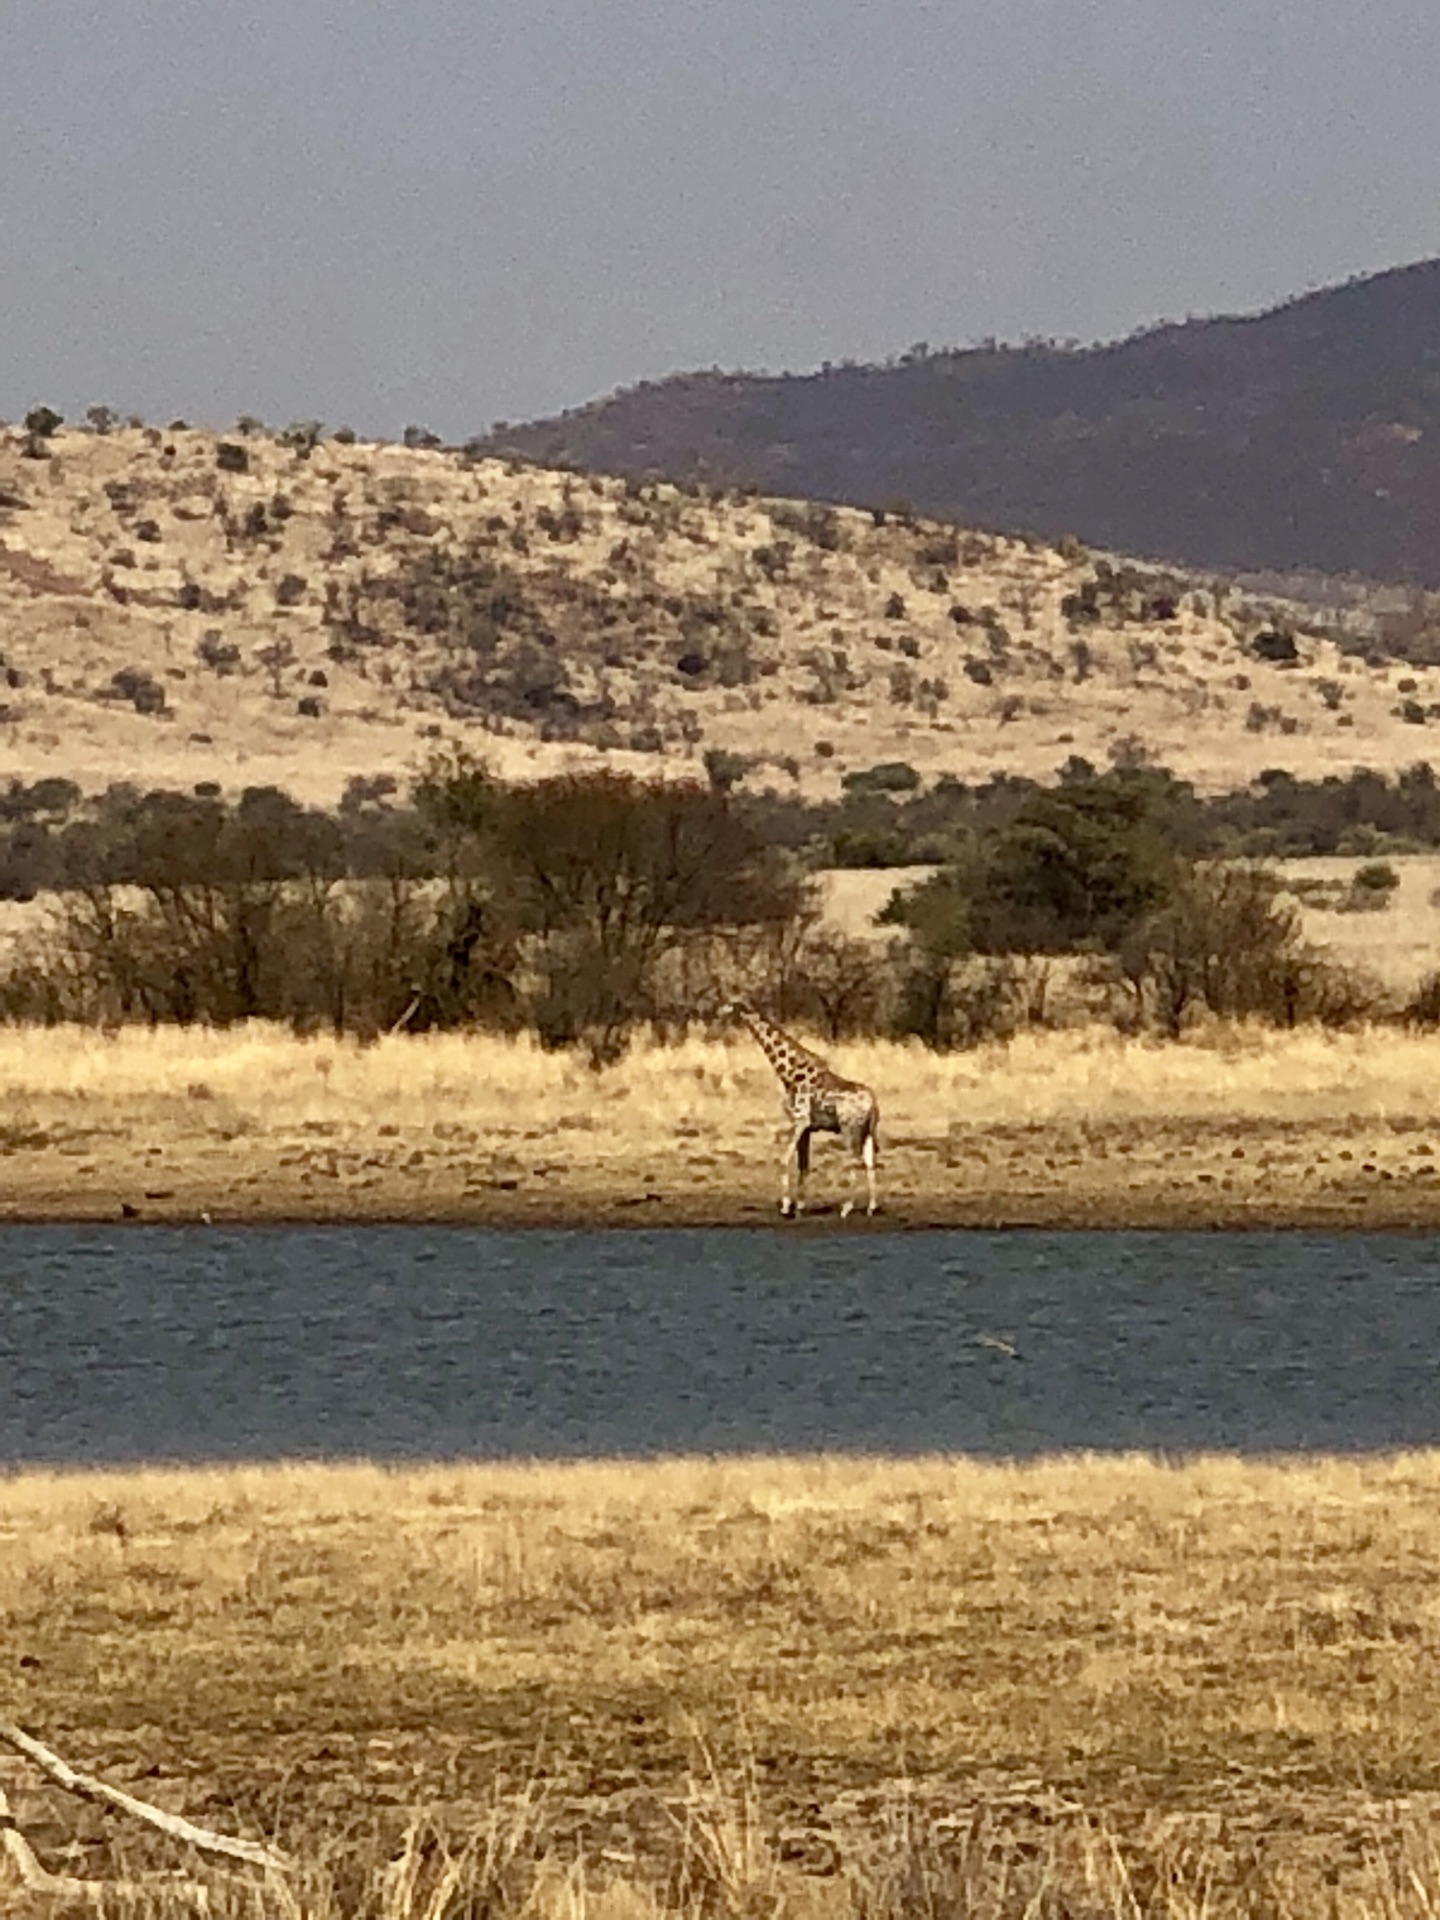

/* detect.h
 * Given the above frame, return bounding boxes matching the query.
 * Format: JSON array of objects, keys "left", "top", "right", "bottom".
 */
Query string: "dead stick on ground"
[
  {"left": 0, "top": 1786, "right": 211, "bottom": 1910},
  {"left": 389, "top": 992, "right": 421, "bottom": 1035},
  {"left": 0, "top": 1784, "right": 104, "bottom": 1907},
  {"left": 0, "top": 1720, "right": 292, "bottom": 1875}
]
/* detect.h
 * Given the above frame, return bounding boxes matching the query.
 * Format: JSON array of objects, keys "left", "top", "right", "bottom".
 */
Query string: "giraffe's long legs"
[
  {"left": 840, "top": 1129, "right": 879, "bottom": 1220},
  {"left": 781, "top": 1125, "right": 811, "bottom": 1217}
]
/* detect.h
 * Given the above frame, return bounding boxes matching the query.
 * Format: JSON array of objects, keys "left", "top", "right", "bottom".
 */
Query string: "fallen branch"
[
  {"left": 0, "top": 1720, "right": 292, "bottom": 1875},
  {"left": 0, "top": 1786, "right": 211, "bottom": 1909},
  {"left": 389, "top": 992, "right": 421, "bottom": 1035}
]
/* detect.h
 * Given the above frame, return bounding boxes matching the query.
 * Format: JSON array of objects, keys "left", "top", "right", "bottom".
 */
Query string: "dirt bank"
[
  {"left": 4, "top": 1111, "right": 1440, "bottom": 1230},
  {"left": 5, "top": 1022, "right": 1440, "bottom": 1229}
]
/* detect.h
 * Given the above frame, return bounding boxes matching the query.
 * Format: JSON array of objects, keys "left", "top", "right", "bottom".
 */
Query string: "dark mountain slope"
[{"left": 484, "top": 260, "right": 1440, "bottom": 585}]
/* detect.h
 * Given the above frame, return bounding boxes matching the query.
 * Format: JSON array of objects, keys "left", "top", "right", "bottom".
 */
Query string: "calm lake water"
[{"left": 2, "top": 1227, "right": 1439, "bottom": 1465}]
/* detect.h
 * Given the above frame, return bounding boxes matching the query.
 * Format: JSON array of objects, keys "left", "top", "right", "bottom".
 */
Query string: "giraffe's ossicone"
[{"left": 718, "top": 1001, "right": 880, "bottom": 1218}]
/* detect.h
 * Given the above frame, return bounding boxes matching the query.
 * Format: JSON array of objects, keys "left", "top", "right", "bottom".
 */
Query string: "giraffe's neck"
[{"left": 737, "top": 1007, "right": 820, "bottom": 1087}]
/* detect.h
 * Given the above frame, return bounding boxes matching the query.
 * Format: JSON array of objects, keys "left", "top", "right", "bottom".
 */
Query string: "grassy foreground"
[
  {"left": 4, "top": 1020, "right": 1440, "bottom": 1226},
  {"left": 4, "top": 1453, "right": 1440, "bottom": 1914}
]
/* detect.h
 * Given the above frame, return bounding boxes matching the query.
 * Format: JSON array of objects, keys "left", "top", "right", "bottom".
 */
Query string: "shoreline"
[
  {"left": 5, "top": 1160, "right": 1440, "bottom": 1231},
  {"left": 5, "top": 1021, "right": 1440, "bottom": 1232}
]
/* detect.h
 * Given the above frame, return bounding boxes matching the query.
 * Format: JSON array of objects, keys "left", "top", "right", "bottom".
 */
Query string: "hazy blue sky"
[{"left": 4, "top": 0, "right": 1440, "bottom": 439}]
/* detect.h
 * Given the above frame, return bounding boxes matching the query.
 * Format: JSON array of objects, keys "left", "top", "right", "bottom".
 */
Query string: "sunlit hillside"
[{"left": 1, "top": 418, "right": 1434, "bottom": 805}]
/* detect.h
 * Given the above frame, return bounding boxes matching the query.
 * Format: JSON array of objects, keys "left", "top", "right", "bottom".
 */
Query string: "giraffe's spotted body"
[{"left": 720, "top": 1002, "right": 880, "bottom": 1217}]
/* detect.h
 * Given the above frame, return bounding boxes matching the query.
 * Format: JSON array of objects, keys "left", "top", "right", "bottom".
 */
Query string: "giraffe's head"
[{"left": 713, "top": 998, "right": 754, "bottom": 1026}]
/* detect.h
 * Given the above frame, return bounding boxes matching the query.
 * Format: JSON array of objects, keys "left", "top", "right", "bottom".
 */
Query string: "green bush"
[
  {"left": 957, "top": 768, "right": 1182, "bottom": 954},
  {"left": 702, "top": 748, "right": 748, "bottom": 793},
  {"left": 279, "top": 419, "right": 323, "bottom": 454},
  {"left": 1350, "top": 860, "right": 1401, "bottom": 904},
  {"left": 1251, "top": 628, "right": 1299, "bottom": 664},
  {"left": 842, "top": 762, "right": 922, "bottom": 796}
]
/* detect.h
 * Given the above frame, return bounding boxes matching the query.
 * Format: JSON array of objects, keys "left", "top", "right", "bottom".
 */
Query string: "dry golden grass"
[
  {"left": 7, "top": 1014, "right": 1440, "bottom": 1136},
  {"left": 8, "top": 1452, "right": 1440, "bottom": 1914},
  {"left": 4, "top": 1019, "right": 1440, "bottom": 1226},
  {"left": 1276, "top": 851, "right": 1440, "bottom": 991},
  {"left": 0, "top": 421, "right": 1428, "bottom": 808}
]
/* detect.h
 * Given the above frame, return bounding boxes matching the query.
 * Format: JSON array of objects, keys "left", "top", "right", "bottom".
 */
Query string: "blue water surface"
[{"left": 2, "top": 1227, "right": 1438, "bottom": 1464}]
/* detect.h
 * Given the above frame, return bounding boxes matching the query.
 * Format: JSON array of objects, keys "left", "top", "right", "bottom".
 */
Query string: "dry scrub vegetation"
[
  {"left": 7, "top": 1452, "right": 1440, "bottom": 1915},
  {"left": 2, "top": 418, "right": 1437, "bottom": 806},
  {"left": 4, "top": 1021, "right": 1440, "bottom": 1226}
]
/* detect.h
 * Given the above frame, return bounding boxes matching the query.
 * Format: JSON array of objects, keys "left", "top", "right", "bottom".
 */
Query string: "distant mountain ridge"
[{"left": 483, "top": 259, "right": 1440, "bottom": 587}]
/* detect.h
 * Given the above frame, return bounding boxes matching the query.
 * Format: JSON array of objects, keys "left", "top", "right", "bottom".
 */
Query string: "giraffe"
[{"left": 719, "top": 1002, "right": 879, "bottom": 1217}]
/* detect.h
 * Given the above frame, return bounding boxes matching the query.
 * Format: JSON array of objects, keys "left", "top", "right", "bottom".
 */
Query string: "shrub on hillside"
[
  {"left": 1346, "top": 860, "right": 1401, "bottom": 909},
  {"left": 279, "top": 419, "right": 323, "bottom": 454},
  {"left": 1251, "top": 627, "right": 1299, "bottom": 664},
  {"left": 842, "top": 762, "right": 922, "bottom": 796},
  {"left": 196, "top": 631, "right": 241, "bottom": 675},
  {"left": 109, "top": 667, "right": 166, "bottom": 715}
]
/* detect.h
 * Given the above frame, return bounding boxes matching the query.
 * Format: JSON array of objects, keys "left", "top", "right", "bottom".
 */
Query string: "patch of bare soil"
[{"left": 6, "top": 1114, "right": 1440, "bottom": 1230}]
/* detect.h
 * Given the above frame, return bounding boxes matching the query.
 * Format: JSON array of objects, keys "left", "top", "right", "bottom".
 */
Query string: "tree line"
[
  {"left": 789, "top": 757, "right": 1440, "bottom": 869},
  {"left": 10, "top": 758, "right": 1440, "bottom": 910},
  {"left": 0, "top": 759, "right": 807, "bottom": 1062},
  {"left": 0, "top": 756, "right": 1419, "bottom": 1055}
]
